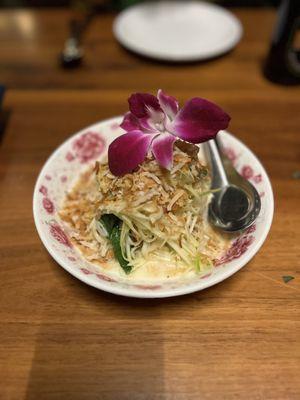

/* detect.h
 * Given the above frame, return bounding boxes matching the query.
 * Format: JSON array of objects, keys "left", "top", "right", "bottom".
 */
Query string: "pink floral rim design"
[{"left": 33, "top": 116, "right": 274, "bottom": 298}]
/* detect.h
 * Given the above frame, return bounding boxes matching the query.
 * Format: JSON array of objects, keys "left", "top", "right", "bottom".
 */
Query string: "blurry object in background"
[
  {"left": 59, "top": 0, "right": 112, "bottom": 68},
  {"left": 0, "top": 85, "right": 8, "bottom": 143},
  {"left": 292, "top": 170, "right": 300, "bottom": 179},
  {"left": 0, "top": 0, "right": 284, "bottom": 8},
  {"left": 0, "top": 86, "right": 5, "bottom": 109},
  {"left": 59, "top": 0, "right": 94, "bottom": 68},
  {"left": 116, "top": 0, "right": 140, "bottom": 8},
  {"left": 60, "top": 19, "right": 86, "bottom": 68},
  {"left": 113, "top": 1, "right": 243, "bottom": 62},
  {"left": 218, "top": 0, "right": 281, "bottom": 5},
  {"left": 264, "top": 0, "right": 300, "bottom": 85}
]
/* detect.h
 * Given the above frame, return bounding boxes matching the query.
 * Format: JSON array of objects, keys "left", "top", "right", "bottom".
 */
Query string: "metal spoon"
[
  {"left": 59, "top": 18, "right": 87, "bottom": 69},
  {"left": 204, "top": 138, "right": 261, "bottom": 232},
  {"left": 59, "top": 1, "right": 112, "bottom": 69}
]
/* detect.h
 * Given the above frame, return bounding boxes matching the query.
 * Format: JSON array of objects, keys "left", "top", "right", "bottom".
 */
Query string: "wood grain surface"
[{"left": 0, "top": 8, "right": 299, "bottom": 400}]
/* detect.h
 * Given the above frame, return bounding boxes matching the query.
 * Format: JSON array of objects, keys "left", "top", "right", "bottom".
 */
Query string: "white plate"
[
  {"left": 33, "top": 116, "right": 273, "bottom": 298},
  {"left": 113, "top": 1, "right": 243, "bottom": 62}
]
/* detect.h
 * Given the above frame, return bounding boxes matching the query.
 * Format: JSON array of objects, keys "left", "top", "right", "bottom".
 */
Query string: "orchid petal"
[
  {"left": 157, "top": 89, "right": 179, "bottom": 120},
  {"left": 151, "top": 133, "right": 176, "bottom": 170},
  {"left": 171, "top": 98, "right": 230, "bottom": 144},
  {"left": 120, "top": 112, "right": 140, "bottom": 132},
  {"left": 139, "top": 116, "right": 158, "bottom": 133},
  {"left": 108, "top": 131, "right": 155, "bottom": 176},
  {"left": 120, "top": 112, "right": 156, "bottom": 134},
  {"left": 128, "top": 93, "right": 162, "bottom": 118},
  {"left": 128, "top": 93, "right": 165, "bottom": 132}
]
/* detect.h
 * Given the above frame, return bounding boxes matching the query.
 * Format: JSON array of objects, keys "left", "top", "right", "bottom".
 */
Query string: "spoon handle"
[{"left": 204, "top": 138, "right": 229, "bottom": 189}]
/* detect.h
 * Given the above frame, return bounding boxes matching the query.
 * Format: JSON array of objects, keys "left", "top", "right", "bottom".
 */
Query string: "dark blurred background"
[{"left": 0, "top": 0, "right": 282, "bottom": 8}]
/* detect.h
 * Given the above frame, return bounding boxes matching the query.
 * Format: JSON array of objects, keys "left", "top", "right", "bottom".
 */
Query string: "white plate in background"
[{"left": 113, "top": 1, "right": 243, "bottom": 62}]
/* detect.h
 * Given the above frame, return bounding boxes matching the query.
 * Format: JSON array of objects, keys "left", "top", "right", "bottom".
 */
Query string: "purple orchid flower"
[{"left": 108, "top": 90, "right": 230, "bottom": 176}]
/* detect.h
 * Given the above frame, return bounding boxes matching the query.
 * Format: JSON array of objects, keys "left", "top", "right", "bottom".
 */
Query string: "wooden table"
[{"left": 0, "top": 8, "right": 299, "bottom": 400}]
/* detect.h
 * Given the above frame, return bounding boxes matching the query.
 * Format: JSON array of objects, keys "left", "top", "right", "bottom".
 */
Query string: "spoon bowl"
[
  {"left": 205, "top": 138, "right": 261, "bottom": 232},
  {"left": 209, "top": 183, "right": 261, "bottom": 232}
]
